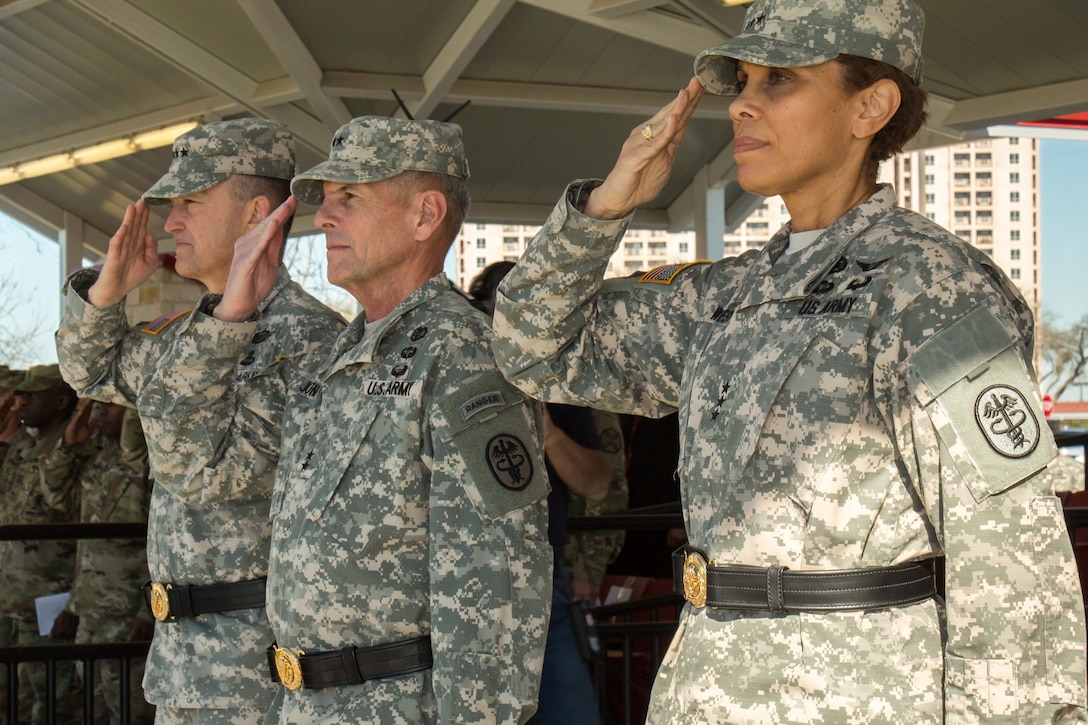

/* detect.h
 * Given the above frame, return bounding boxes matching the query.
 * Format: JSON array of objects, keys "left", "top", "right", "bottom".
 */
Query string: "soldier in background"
[
  {"left": 56, "top": 118, "right": 346, "bottom": 723},
  {"left": 149, "top": 116, "right": 552, "bottom": 722},
  {"left": 0, "top": 364, "right": 26, "bottom": 716},
  {"left": 41, "top": 401, "right": 154, "bottom": 723},
  {"left": 0, "top": 364, "right": 82, "bottom": 723}
]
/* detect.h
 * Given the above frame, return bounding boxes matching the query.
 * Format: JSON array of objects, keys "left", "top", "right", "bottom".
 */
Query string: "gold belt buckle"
[
  {"left": 683, "top": 551, "right": 709, "bottom": 609},
  {"left": 273, "top": 646, "right": 304, "bottom": 691},
  {"left": 149, "top": 583, "right": 172, "bottom": 622}
]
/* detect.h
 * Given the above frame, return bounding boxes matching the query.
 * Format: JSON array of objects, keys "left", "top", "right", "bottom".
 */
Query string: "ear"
[
  {"left": 244, "top": 195, "right": 274, "bottom": 230},
  {"left": 413, "top": 189, "right": 448, "bottom": 242},
  {"left": 853, "top": 78, "right": 901, "bottom": 141}
]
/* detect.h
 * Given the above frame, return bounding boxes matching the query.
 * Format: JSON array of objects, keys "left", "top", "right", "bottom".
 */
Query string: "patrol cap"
[
  {"left": 14, "top": 364, "right": 64, "bottom": 393},
  {"left": 143, "top": 118, "right": 296, "bottom": 202},
  {"left": 0, "top": 365, "right": 25, "bottom": 393},
  {"left": 291, "top": 116, "right": 469, "bottom": 205},
  {"left": 695, "top": 0, "right": 925, "bottom": 96}
]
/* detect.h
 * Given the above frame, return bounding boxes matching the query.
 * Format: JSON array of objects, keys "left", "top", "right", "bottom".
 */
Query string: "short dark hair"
[
  {"left": 228, "top": 174, "right": 295, "bottom": 238},
  {"left": 834, "top": 54, "right": 928, "bottom": 184},
  {"left": 392, "top": 171, "right": 471, "bottom": 247},
  {"left": 468, "top": 260, "right": 516, "bottom": 316}
]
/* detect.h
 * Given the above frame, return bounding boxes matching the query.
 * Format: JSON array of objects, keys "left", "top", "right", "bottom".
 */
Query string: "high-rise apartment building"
[{"left": 454, "top": 137, "right": 1041, "bottom": 325}]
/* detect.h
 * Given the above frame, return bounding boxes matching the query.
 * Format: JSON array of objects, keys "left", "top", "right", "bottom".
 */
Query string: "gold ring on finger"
[{"left": 641, "top": 124, "right": 654, "bottom": 143}]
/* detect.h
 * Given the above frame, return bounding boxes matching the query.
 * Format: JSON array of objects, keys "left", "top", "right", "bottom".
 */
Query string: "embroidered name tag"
[
  {"left": 459, "top": 391, "right": 505, "bottom": 421},
  {"left": 365, "top": 380, "right": 419, "bottom": 398}
]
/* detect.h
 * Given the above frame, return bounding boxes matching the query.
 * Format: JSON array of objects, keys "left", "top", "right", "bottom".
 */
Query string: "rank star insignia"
[
  {"left": 975, "top": 384, "right": 1040, "bottom": 458},
  {"left": 710, "top": 381, "right": 731, "bottom": 421},
  {"left": 745, "top": 11, "right": 766, "bottom": 31},
  {"left": 486, "top": 434, "right": 534, "bottom": 491}
]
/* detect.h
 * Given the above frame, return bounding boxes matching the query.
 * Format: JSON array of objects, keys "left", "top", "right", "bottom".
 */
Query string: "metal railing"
[{"left": 0, "top": 522, "right": 150, "bottom": 724}]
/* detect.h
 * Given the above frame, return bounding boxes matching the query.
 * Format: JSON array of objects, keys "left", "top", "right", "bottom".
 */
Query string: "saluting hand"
[
  {"left": 213, "top": 196, "right": 297, "bottom": 322},
  {"left": 63, "top": 398, "right": 95, "bottom": 446},
  {"left": 585, "top": 76, "right": 704, "bottom": 220},
  {"left": 87, "top": 200, "right": 160, "bottom": 308}
]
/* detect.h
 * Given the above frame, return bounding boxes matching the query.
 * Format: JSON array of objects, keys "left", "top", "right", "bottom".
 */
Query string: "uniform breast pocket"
[{"left": 301, "top": 406, "right": 382, "bottom": 523}]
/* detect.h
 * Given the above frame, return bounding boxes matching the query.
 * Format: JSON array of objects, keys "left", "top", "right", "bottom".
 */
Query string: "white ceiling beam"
[
  {"left": 519, "top": 0, "right": 722, "bottom": 57},
  {"left": 587, "top": 0, "right": 668, "bottom": 19},
  {"left": 324, "top": 72, "right": 734, "bottom": 119},
  {"left": 942, "top": 78, "right": 1088, "bottom": 131},
  {"left": 0, "top": 186, "right": 110, "bottom": 256},
  {"left": 0, "top": 0, "right": 48, "bottom": 21},
  {"left": 69, "top": 0, "right": 328, "bottom": 153},
  {"left": 235, "top": 0, "right": 352, "bottom": 132},
  {"left": 412, "top": 0, "right": 516, "bottom": 120}
]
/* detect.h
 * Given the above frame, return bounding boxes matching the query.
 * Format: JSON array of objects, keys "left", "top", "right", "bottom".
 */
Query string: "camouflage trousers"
[
  {"left": 153, "top": 704, "right": 266, "bottom": 724},
  {"left": 76, "top": 613, "right": 154, "bottom": 725},
  {"left": 13, "top": 617, "right": 81, "bottom": 724}
]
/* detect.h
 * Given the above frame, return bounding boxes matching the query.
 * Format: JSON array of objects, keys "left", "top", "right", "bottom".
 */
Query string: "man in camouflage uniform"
[
  {"left": 148, "top": 116, "right": 552, "bottom": 723},
  {"left": 492, "top": 0, "right": 1088, "bottom": 721},
  {"left": 55, "top": 118, "right": 346, "bottom": 723},
  {"left": 565, "top": 408, "right": 628, "bottom": 602},
  {"left": 41, "top": 400, "right": 155, "bottom": 723},
  {"left": 0, "top": 364, "right": 82, "bottom": 723}
]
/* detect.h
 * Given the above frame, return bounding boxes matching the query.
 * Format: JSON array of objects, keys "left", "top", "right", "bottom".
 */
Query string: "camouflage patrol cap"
[
  {"left": 143, "top": 118, "right": 296, "bottom": 202},
  {"left": 0, "top": 365, "right": 25, "bottom": 393},
  {"left": 291, "top": 116, "right": 469, "bottom": 205},
  {"left": 695, "top": 0, "right": 925, "bottom": 96},
  {"left": 14, "top": 364, "right": 64, "bottom": 393}
]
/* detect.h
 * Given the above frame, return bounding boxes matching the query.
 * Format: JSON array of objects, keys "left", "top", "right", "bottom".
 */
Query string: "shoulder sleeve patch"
[
  {"left": 904, "top": 306, "right": 1056, "bottom": 500},
  {"left": 639, "top": 260, "right": 711, "bottom": 285},
  {"left": 139, "top": 309, "right": 191, "bottom": 335},
  {"left": 438, "top": 370, "right": 548, "bottom": 520}
]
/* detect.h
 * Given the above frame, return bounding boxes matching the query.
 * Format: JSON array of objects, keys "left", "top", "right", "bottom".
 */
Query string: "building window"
[
  {"left": 975, "top": 192, "right": 992, "bottom": 206},
  {"left": 976, "top": 211, "right": 992, "bottom": 224},
  {"left": 925, "top": 154, "right": 935, "bottom": 165},
  {"left": 476, "top": 257, "right": 487, "bottom": 268},
  {"left": 1010, "top": 249, "right": 1021, "bottom": 260},
  {"left": 624, "top": 242, "right": 643, "bottom": 255},
  {"left": 476, "top": 238, "right": 486, "bottom": 248},
  {"left": 1009, "top": 153, "right": 1020, "bottom": 164},
  {"left": 927, "top": 212, "right": 937, "bottom": 221},
  {"left": 925, "top": 174, "right": 936, "bottom": 185},
  {"left": 678, "top": 242, "right": 689, "bottom": 254},
  {"left": 975, "top": 172, "right": 992, "bottom": 186},
  {"left": 956, "top": 229, "right": 972, "bottom": 241},
  {"left": 1009, "top": 137, "right": 1019, "bottom": 145},
  {"left": 1010, "top": 191, "right": 1020, "bottom": 203},
  {"left": 925, "top": 193, "right": 935, "bottom": 204},
  {"left": 648, "top": 242, "right": 667, "bottom": 253},
  {"left": 1010, "top": 268, "right": 1021, "bottom": 280},
  {"left": 954, "top": 211, "right": 971, "bottom": 224},
  {"left": 746, "top": 222, "right": 769, "bottom": 235},
  {"left": 975, "top": 152, "right": 992, "bottom": 166},
  {"left": 1010, "top": 230, "right": 1021, "bottom": 241},
  {"left": 476, "top": 223, "right": 487, "bottom": 229},
  {"left": 1010, "top": 172, "right": 1020, "bottom": 184},
  {"left": 1010, "top": 211, "right": 1020, "bottom": 222}
]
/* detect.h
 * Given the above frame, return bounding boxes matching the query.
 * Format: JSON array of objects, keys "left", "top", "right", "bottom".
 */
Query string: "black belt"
[
  {"left": 672, "top": 547, "right": 938, "bottom": 613},
  {"left": 267, "top": 635, "right": 433, "bottom": 691},
  {"left": 141, "top": 577, "right": 266, "bottom": 622}
]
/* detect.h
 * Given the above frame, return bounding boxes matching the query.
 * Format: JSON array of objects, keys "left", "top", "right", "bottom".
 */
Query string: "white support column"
[
  {"left": 58, "top": 212, "right": 84, "bottom": 319},
  {"left": 693, "top": 166, "right": 725, "bottom": 260}
]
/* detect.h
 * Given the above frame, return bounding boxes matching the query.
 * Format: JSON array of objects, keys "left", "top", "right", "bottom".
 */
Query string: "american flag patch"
[
  {"left": 638, "top": 261, "right": 710, "bottom": 285},
  {"left": 140, "top": 309, "right": 191, "bottom": 335}
]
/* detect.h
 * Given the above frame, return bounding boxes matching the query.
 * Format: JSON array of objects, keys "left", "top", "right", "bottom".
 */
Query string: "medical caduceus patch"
[
  {"left": 486, "top": 434, "right": 534, "bottom": 491},
  {"left": 974, "top": 384, "right": 1041, "bottom": 458}
]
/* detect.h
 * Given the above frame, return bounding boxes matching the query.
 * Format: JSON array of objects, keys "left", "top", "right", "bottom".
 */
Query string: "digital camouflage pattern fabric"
[
  {"left": 695, "top": 0, "right": 925, "bottom": 95},
  {"left": 143, "top": 118, "right": 296, "bottom": 202},
  {"left": 492, "top": 181, "right": 1088, "bottom": 723},
  {"left": 56, "top": 266, "right": 345, "bottom": 715},
  {"left": 290, "top": 116, "right": 469, "bottom": 205},
  {"left": 564, "top": 408, "right": 628, "bottom": 590},
  {"left": 145, "top": 274, "right": 551, "bottom": 723}
]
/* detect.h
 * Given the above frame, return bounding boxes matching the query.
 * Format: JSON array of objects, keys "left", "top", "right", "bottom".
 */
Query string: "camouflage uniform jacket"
[
  {"left": 55, "top": 265, "right": 345, "bottom": 709},
  {"left": 150, "top": 273, "right": 552, "bottom": 724},
  {"left": 0, "top": 425, "right": 81, "bottom": 619},
  {"left": 40, "top": 423, "right": 151, "bottom": 619},
  {"left": 493, "top": 182, "right": 1088, "bottom": 723}
]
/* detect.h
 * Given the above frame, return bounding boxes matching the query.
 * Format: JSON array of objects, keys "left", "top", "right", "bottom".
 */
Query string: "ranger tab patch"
[
  {"left": 974, "top": 384, "right": 1041, "bottom": 458},
  {"left": 459, "top": 391, "right": 505, "bottom": 421},
  {"left": 639, "top": 260, "right": 710, "bottom": 285},
  {"left": 140, "top": 309, "right": 191, "bottom": 335}
]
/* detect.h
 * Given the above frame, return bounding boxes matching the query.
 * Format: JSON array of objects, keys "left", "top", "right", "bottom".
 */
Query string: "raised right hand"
[
  {"left": 64, "top": 398, "right": 95, "bottom": 446},
  {"left": 213, "top": 196, "right": 297, "bottom": 322},
  {"left": 87, "top": 200, "right": 160, "bottom": 307}
]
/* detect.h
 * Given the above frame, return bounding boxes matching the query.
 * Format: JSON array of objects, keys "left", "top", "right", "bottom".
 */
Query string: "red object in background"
[
  {"left": 159, "top": 253, "right": 177, "bottom": 272},
  {"left": 1043, "top": 394, "right": 1054, "bottom": 418}
]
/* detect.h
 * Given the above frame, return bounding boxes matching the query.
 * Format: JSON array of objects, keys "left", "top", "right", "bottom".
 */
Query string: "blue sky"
[{"left": 3, "top": 137, "right": 1087, "bottom": 368}]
